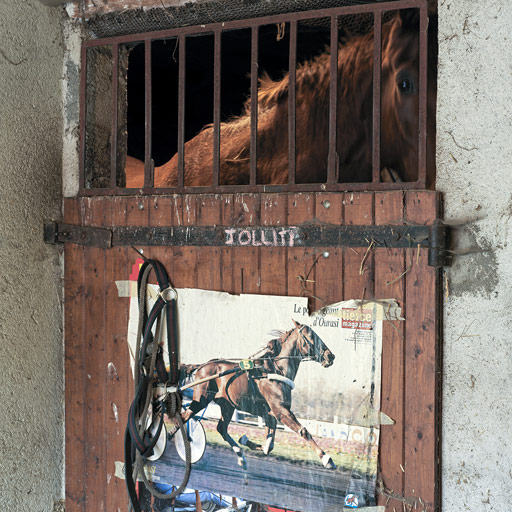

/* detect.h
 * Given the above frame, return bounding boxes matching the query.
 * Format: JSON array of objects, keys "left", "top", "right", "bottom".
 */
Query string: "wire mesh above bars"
[{"left": 80, "top": 0, "right": 435, "bottom": 195}]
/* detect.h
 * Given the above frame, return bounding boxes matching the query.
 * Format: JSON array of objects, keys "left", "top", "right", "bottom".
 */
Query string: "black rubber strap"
[{"left": 166, "top": 297, "right": 179, "bottom": 385}]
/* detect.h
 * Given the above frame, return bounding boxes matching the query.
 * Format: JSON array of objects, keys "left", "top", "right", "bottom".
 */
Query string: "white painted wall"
[
  {"left": 436, "top": 1, "right": 512, "bottom": 509},
  {"left": 0, "top": 1, "right": 64, "bottom": 510}
]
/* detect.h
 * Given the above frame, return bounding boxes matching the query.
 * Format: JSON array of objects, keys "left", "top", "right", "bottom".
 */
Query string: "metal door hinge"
[
  {"left": 44, "top": 222, "right": 112, "bottom": 249},
  {"left": 45, "top": 220, "right": 451, "bottom": 267},
  {"left": 428, "top": 220, "right": 451, "bottom": 268}
]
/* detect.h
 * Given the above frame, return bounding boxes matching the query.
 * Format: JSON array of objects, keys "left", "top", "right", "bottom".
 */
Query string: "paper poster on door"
[{"left": 125, "top": 276, "right": 402, "bottom": 511}]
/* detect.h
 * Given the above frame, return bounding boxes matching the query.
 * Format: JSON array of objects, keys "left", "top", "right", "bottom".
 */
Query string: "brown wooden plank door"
[{"left": 64, "top": 190, "right": 440, "bottom": 511}]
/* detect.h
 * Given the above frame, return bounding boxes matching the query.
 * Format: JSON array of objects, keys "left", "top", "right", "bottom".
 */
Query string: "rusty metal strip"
[
  {"left": 110, "top": 43, "right": 119, "bottom": 189},
  {"left": 81, "top": 179, "right": 424, "bottom": 196},
  {"left": 177, "top": 35, "right": 186, "bottom": 188},
  {"left": 46, "top": 222, "right": 435, "bottom": 250},
  {"left": 372, "top": 13, "right": 382, "bottom": 184},
  {"left": 213, "top": 30, "right": 221, "bottom": 187},
  {"left": 327, "top": 15, "right": 338, "bottom": 184},
  {"left": 288, "top": 21, "right": 297, "bottom": 185},
  {"left": 418, "top": 2, "right": 428, "bottom": 187},
  {"left": 144, "top": 39, "right": 153, "bottom": 188},
  {"left": 250, "top": 25, "right": 259, "bottom": 186},
  {"left": 113, "top": 224, "right": 431, "bottom": 248}
]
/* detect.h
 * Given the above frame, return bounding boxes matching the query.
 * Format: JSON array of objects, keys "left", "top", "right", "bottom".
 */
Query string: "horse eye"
[{"left": 397, "top": 76, "right": 415, "bottom": 94}]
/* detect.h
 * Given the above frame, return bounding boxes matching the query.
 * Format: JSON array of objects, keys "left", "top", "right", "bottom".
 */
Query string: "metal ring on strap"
[{"left": 159, "top": 285, "right": 178, "bottom": 303}]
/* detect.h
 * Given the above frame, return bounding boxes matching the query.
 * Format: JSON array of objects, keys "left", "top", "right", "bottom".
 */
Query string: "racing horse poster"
[{"left": 124, "top": 275, "right": 403, "bottom": 511}]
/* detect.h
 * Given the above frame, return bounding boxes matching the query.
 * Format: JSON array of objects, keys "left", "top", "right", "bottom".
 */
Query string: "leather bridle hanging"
[{"left": 124, "top": 257, "right": 191, "bottom": 511}]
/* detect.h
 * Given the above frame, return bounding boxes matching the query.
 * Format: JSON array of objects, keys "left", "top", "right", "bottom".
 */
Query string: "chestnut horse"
[
  {"left": 179, "top": 320, "right": 336, "bottom": 470},
  {"left": 126, "top": 9, "right": 436, "bottom": 188}
]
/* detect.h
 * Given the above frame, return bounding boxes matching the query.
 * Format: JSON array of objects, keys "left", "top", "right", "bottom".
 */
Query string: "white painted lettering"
[
  {"left": 261, "top": 230, "right": 273, "bottom": 246},
  {"left": 252, "top": 230, "right": 262, "bottom": 246},
  {"left": 238, "top": 230, "right": 251, "bottom": 245},
  {"left": 225, "top": 228, "right": 236, "bottom": 245}
]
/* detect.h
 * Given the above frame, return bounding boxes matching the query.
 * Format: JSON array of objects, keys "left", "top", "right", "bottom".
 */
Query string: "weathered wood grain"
[
  {"left": 404, "top": 191, "right": 440, "bottom": 510},
  {"left": 232, "top": 194, "right": 260, "bottom": 295},
  {"left": 374, "top": 191, "right": 406, "bottom": 510},
  {"left": 287, "top": 193, "right": 315, "bottom": 307},
  {"left": 196, "top": 194, "right": 223, "bottom": 291},
  {"left": 64, "top": 199, "right": 86, "bottom": 512},
  {"left": 313, "top": 193, "right": 344, "bottom": 311},
  {"left": 104, "top": 197, "right": 131, "bottom": 509},
  {"left": 220, "top": 194, "right": 235, "bottom": 294},
  {"left": 260, "top": 194, "right": 287, "bottom": 296},
  {"left": 343, "top": 192, "right": 374, "bottom": 300},
  {"left": 82, "top": 198, "right": 108, "bottom": 511}
]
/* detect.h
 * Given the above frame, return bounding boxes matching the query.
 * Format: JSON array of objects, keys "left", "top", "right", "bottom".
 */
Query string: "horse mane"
[
  {"left": 246, "top": 23, "right": 390, "bottom": 115},
  {"left": 268, "top": 329, "right": 287, "bottom": 339},
  {"left": 263, "top": 338, "right": 281, "bottom": 358},
  {"left": 265, "top": 324, "right": 303, "bottom": 356},
  {"left": 125, "top": 11, "right": 431, "bottom": 188}
]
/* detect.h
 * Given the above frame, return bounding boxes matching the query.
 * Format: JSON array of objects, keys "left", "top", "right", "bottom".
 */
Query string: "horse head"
[
  {"left": 380, "top": 8, "right": 437, "bottom": 186},
  {"left": 292, "top": 319, "right": 335, "bottom": 368}
]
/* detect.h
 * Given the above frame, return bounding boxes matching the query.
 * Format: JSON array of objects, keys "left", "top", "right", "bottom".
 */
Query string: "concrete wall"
[
  {"left": 436, "top": 1, "right": 512, "bottom": 510},
  {"left": 2, "top": 0, "right": 511, "bottom": 510},
  {"left": 0, "top": 1, "right": 64, "bottom": 510}
]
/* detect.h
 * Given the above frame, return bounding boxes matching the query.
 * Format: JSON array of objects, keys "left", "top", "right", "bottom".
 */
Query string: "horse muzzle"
[{"left": 321, "top": 350, "right": 335, "bottom": 367}]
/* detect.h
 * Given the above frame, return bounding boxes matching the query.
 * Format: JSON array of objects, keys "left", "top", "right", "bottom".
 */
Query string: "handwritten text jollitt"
[{"left": 224, "top": 227, "right": 298, "bottom": 247}]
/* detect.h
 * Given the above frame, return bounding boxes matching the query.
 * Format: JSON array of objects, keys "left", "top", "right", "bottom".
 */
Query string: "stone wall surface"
[
  {"left": 436, "top": 1, "right": 512, "bottom": 510},
  {"left": 0, "top": 0, "right": 64, "bottom": 510}
]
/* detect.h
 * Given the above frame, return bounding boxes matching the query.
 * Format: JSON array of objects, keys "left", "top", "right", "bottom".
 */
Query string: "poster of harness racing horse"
[{"left": 123, "top": 266, "right": 403, "bottom": 511}]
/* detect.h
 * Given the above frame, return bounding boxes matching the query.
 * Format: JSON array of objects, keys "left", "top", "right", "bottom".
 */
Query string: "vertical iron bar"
[
  {"left": 177, "top": 35, "right": 186, "bottom": 188},
  {"left": 213, "top": 30, "right": 222, "bottom": 187},
  {"left": 372, "top": 12, "right": 382, "bottom": 183},
  {"left": 327, "top": 15, "right": 338, "bottom": 184},
  {"left": 250, "top": 25, "right": 259, "bottom": 186},
  {"left": 79, "top": 44, "right": 87, "bottom": 191},
  {"left": 418, "top": 2, "right": 428, "bottom": 187},
  {"left": 110, "top": 43, "right": 119, "bottom": 189},
  {"left": 288, "top": 21, "right": 297, "bottom": 185},
  {"left": 144, "top": 39, "right": 153, "bottom": 188}
]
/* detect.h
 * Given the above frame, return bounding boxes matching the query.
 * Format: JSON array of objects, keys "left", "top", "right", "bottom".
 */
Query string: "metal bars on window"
[{"left": 80, "top": 0, "right": 429, "bottom": 195}]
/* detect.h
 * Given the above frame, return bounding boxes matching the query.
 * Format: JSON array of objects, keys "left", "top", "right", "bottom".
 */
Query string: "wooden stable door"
[{"left": 63, "top": 190, "right": 441, "bottom": 511}]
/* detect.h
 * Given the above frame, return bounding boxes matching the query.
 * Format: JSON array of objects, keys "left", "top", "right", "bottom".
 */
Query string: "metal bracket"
[{"left": 44, "top": 222, "right": 112, "bottom": 249}]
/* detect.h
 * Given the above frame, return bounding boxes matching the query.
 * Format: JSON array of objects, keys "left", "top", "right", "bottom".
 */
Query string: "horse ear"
[
  {"left": 292, "top": 318, "right": 301, "bottom": 328},
  {"left": 397, "top": 8, "right": 420, "bottom": 31}
]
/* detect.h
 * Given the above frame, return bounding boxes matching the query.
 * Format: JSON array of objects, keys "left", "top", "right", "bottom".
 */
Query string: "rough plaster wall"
[
  {"left": 437, "top": 1, "right": 512, "bottom": 509},
  {"left": 62, "top": 19, "right": 81, "bottom": 198},
  {"left": 0, "top": 1, "right": 64, "bottom": 510},
  {"left": 56, "top": 1, "right": 512, "bottom": 510}
]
